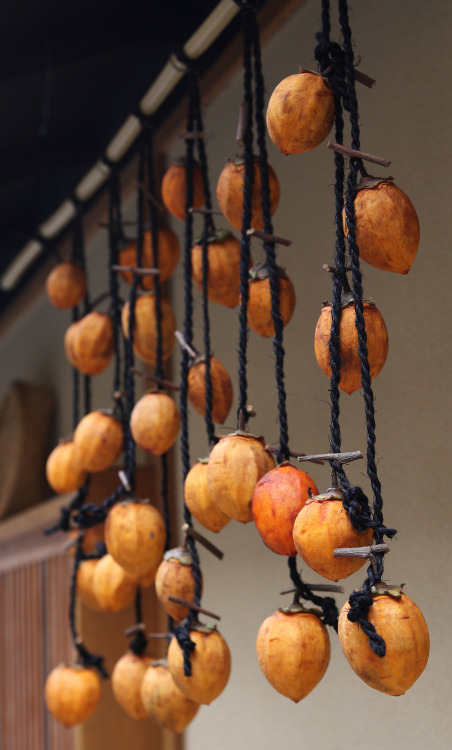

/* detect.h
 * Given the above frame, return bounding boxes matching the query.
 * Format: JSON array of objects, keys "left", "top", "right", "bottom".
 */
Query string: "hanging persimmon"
[
  {"left": 76, "top": 559, "right": 102, "bottom": 611},
  {"left": 338, "top": 587, "right": 430, "bottom": 695},
  {"left": 191, "top": 229, "right": 247, "bottom": 308},
  {"left": 184, "top": 460, "right": 230, "bottom": 533},
  {"left": 292, "top": 486, "right": 373, "bottom": 581},
  {"left": 252, "top": 462, "right": 318, "bottom": 556},
  {"left": 167, "top": 624, "right": 231, "bottom": 705},
  {"left": 256, "top": 604, "right": 330, "bottom": 702},
  {"left": 45, "top": 261, "right": 87, "bottom": 309},
  {"left": 266, "top": 70, "right": 335, "bottom": 155},
  {"left": 154, "top": 547, "right": 200, "bottom": 621},
  {"left": 118, "top": 226, "right": 180, "bottom": 289},
  {"left": 343, "top": 176, "right": 420, "bottom": 274},
  {"left": 130, "top": 391, "right": 180, "bottom": 456},
  {"left": 207, "top": 433, "right": 275, "bottom": 523},
  {"left": 111, "top": 652, "right": 154, "bottom": 720},
  {"left": 73, "top": 410, "right": 123, "bottom": 473},
  {"left": 141, "top": 660, "right": 200, "bottom": 733},
  {"left": 121, "top": 294, "right": 176, "bottom": 366},
  {"left": 46, "top": 439, "right": 87, "bottom": 494},
  {"left": 216, "top": 157, "right": 280, "bottom": 232},
  {"left": 45, "top": 664, "right": 101, "bottom": 727},
  {"left": 246, "top": 262, "right": 296, "bottom": 337},
  {"left": 104, "top": 499, "right": 166, "bottom": 579},
  {"left": 314, "top": 298, "right": 389, "bottom": 394},
  {"left": 187, "top": 355, "right": 233, "bottom": 424},
  {"left": 161, "top": 157, "right": 205, "bottom": 220},
  {"left": 64, "top": 311, "right": 114, "bottom": 376},
  {"left": 91, "top": 553, "right": 137, "bottom": 613}
]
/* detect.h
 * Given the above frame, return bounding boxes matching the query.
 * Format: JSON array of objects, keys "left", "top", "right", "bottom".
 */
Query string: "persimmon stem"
[
  {"left": 167, "top": 596, "right": 221, "bottom": 621},
  {"left": 175, "top": 330, "right": 198, "bottom": 360},
  {"left": 130, "top": 367, "right": 181, "bottom": 391},
  {"left": 182, "top": 523, "right": 224, "bottom": 560},
  {"left": 236, "top": 101, "right": 249, "bottom": 146},
  {"left": 333, "top": 544, "right": 390, "bottom": 557},
  {"left": 298, "top": 450, "right": 362, "bottom": 464},
  {"left": 189, "top": 207, "right": 223, "bottom": 216},
  {"left": 124, "top": 623, "right": 145, "bottom": 636},
  {"left": 265, "top": 445, "right": 325, "bottom": 465},
  {"left": 327, "top": 141, "right": 391, "bottom": 167},
  {"left": 111, "top": 265, "right": 160, "bottom": 276},
  {"left": 247, "top": 228, "right": 292, "bottom": 247},
  {"left": 280, "top": 584, "right": 344, "bottom": 594}
]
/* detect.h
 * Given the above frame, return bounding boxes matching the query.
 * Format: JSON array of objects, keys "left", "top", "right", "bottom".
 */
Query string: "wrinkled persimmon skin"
[
  {"left": 252, "top": 463, "right": 318, "bottom": 556},
  {"left": 105, "top": 501, "right": 166, "bottom": 578},
  {"left": 141, "top": 662, "right": 200, "bottom": 733},
  {"left": 339, "top": 593, "right": 430, "bottom": 695},
  {"left": 266, "top": 71, "right": 335, "bottom": 155},
  {"left": 256, "top": 610, "right": 330, "bottom": 702},
  {"left": 118, "top": 226, "right": 180, "bottom": 289},
  {"left": 216, "top": 160, "right": 280, "bottom": 232},
  {"left": 346, "top": 182, "right": 420, "bottom": 274},
  {"left": 207, "top": 434, "right": 275, "bottom": 523},
  {"left": 184, "top": 461, "right": 230, "bottom": 533},
  {"left": 45, "top": 665, "right": 101, "bottom": 727},
  {"left": 191, "top": 235, "right": 246, "bottom": 308},
  {"left": 247, "top": 275, "right": 296, "bottom": 337},
  {"left": 112, "top": 652, "right": 154, "bottom": 719},
  {"left": 293, "top": 497, "right": 373, "bottom": 581},
  {"left": 161, "top": 161, "right": 205, "bottom": 220},
  {"left": 314, "top": 302, "right": 389, "bottom": 394},
  {"left": 188, "top": 357, "right": 233, "bottom": 424},
  {"left": 167, "top": 628, "right": 231, "bottom": 705}
]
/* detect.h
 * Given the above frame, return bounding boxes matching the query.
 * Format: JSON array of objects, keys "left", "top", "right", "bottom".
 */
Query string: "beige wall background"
[{"left": 0, "top": 1, "right": 450, "bottom": 749}]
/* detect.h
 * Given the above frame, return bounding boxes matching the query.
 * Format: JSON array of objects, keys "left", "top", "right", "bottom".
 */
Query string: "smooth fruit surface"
[
  {"left": 184, "top": 461, "right": 230, "bottom": 533},
  {"left": 256, "top": 610, "right": 330, "bottom": 701},
  {"left": 338, "top": 593, "right": 430, "bottom": 695},
  {"left": 252, "top": 463, "right": 318, "bottom": 556},
  {"left": 141, "top": 661, "right": 200, "bottom": 733},
  {"left": 130, "top": 391, "right": 180, "bottom": 455},
  {"left": 293, "top": 496, "right": 373, "bottom": 581},
  {"left": 207, "top": 434, "right": 275, "bottom": 523},
  {"left": 348, "top": 181, "right": 420, "bottom": 274},
  {"left": 46, "top": 262, "right": 87, "bottom": 309},
  {"left": 45, "top": 665, "right": 100, "bottom": 727},
  {"left": 46, "top": 440, "right": 87, "bottom": 494},
  {"left": 266, "top": 71, "right": 335, "bottom": 154},
  {"left": 161, "top": 161, "right": 205, "bottom": 220},
  {"left": 76, "top": 559, "right": 102, "bottom": 610},
  {"left": 92, "top": 553, "right": 137, "bottom": 612},
  {"left": 167, "top": 628, "right": 231, "bottom": 705},
  {"left": 314, "top": 301, "right": 389, "bottom": 394},
  {"left": 216, "top": 159, "right": 280, "bottom": 232},
  {"left": 105, "top": 501, "right": 166, "bottom": 578},
  {"left": 111, "top": 652, "right": 154, "bottom": 719},
  {"left": 73, "top": 411, "right": 123, "bottom": 473}
]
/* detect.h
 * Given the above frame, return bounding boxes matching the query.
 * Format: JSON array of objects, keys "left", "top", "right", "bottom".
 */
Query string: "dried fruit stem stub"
[
  {"left": 161, "top": 159, "right": 206, "bottom": 220},
  {"left": 338, "top": 592, "right": 430, "bottom": 695},
  {"left": 314, "top": 301, "right": 389, "bottom": 395},
  {"left": 292, "top": 489, "right": 373, "bottom": 581},
  {"left": 216, "top": 158, "right": 280, "bottom": 232},
  {"left": 256, "top": 609, "right": 330, "bottom": 702},
  {"left": 207, "top": 434, "right": 275, "bottom": 523},
  {"left": 345, "top": 179, "right": 420, "bottom": 274},
  {"left": 187, "top": 357, "right": 233, "bottom": 424},
  {"left": 45, "top": 664, "right": 101, "bottom": 727},
  {"left": 252, "top": 462, "right": 319, "bottom": 556},
  {"left": 266, "top": 70, "right": 335, "bottom": 155},
  {"left": 167, "top": 627, "right": 231, "bottom": 705},
  {"left": 73, "top": 410, "right": 123, "bottom": 473},
  {"left": 45, "top": 261, "right": 87, "bottom": 309},
  {"left": 112, "top": 652, "right": 154, "bottom": 719},
  {"left": 121, "top": 294, "right": 176, "bottom": 366},
  {"left": 141, "top": 661, "right": 200, "bottom": 733},
  {"left": 130, "top": 391, "right": 180, "bottom": 455},
  {"left": 104, "top": 500, "right": 166, "bottom": 578},
  {"left": 246, "top": 267, "right": 296, "bottom": 338},
  {"left": 118, "top": 226, "right": 180, "bottom": 289},
  {"left": 184, "top": 460, "right": 230, "bottom": 533},
  {"left": 191, "top": 231, "right": 246, "bottom": 308}
]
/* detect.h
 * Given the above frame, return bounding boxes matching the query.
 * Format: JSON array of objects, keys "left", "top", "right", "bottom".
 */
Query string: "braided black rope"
[
  {"left": 288, "top": 557, "right": 339, "bottom": 631},
  {"left": 108, "top": 169, "right": 124, "bottom": 398},
  {"left": 174, "top": 72, "right": 203, "bottom": 676}
]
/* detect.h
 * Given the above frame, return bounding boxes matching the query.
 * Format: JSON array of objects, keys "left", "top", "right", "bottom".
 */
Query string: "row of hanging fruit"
[{"left": 42, "top": 0, "right": 429, "bottom": 735}]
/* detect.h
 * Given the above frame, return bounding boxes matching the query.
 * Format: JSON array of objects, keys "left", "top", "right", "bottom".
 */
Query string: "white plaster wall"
[{"left": 0, "top": 1, "right": 450, "bottom": 749}]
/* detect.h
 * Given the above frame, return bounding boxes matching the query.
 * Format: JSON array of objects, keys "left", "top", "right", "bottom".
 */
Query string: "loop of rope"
[{"left": 288, "top": 557, "right": 339, "bottom": 631}]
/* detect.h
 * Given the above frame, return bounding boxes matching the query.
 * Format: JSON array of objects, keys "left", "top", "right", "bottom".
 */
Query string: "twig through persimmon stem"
[
  {"left": 167, "top": 596, "right": 221, "bottom": 621},
  {"left": 247, "top": 228, "right": 292, "bottom": 247},
  {"left": 327, "top": 141, "right": 391, "bottom": 167},
  {"left": 298, "top": 450, "right": 362, "bottom": 465},
  {"left": 130, "top": 367, "right": 181, "bottom": 391},
  {"left": 280, "top": 584, "right": 344, "bottom": 595},
  {"left": 182, "top": 523, "right": 224, "bottom": 560},
  {"left": 175, "top": 330, "right": 198, "bottom": 360},
  {"left": 265, "top": 445, "right": 325, "bottom": 465},
  {"left": 111, "top": 264, "right": 160, "bottom": 276}
]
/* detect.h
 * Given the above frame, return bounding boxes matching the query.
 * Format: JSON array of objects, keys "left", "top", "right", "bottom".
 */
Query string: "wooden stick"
[
  {"left": 265, "top": 445, "right": 325, "bottom": 465},
  {"left": 111, "top": 264, "right": 161, "bottom": 276},
  {"left": 188, "top": 207, "right": 224, "bottom": 216},
  {"left": 280, "top": 584, "right": 344, "bottom": 595},
  {"left": 247, "top": 228, "right": 292, "bottom": 247},
  {"left": 137, "top": 182, "right": 165, "bottom": 212},
  {"left": 179, "top": 130, "right": 204, "bottom": 140},
  {"left": 354, "top": 69, "right": 376, "bottom": 88},
  {"left": 130, "top": 367, "right": 181, "bottom": 391},
  {"left": 167, "top": 596, "right": 221, "bottom": 621},
  {"left": 175, "top": 330, "right": 198, "bottom": 360},
  {"left": 236, "top": 101, "right": 249, "bottom": 146},
  {"left": 124, "top": 623, "right": 145, "bottom": 637},
  {"left": 333, "top": 544, "right": 390, "bottom": 558},
  {"left": 182, "top": 523, "right": 224, "bottom": 560},
  {"left": 327, "top": 141, "right": 391, "bottom": 167},
  {"left": 298, "top": 450, "right": 362, "bottom": 465}
]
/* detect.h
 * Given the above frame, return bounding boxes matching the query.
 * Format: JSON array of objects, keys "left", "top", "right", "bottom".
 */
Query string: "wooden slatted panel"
[{"left": 44, "top": 555, "right": 75, "bottom": 750}]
